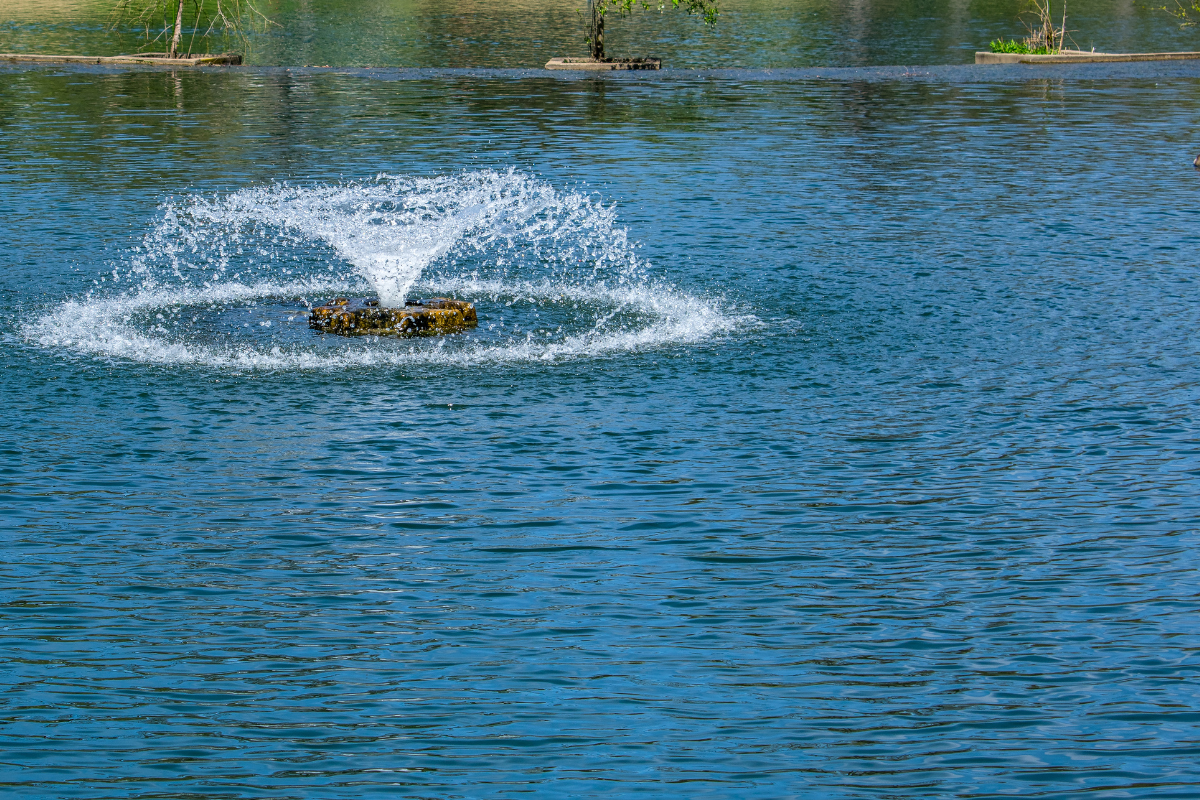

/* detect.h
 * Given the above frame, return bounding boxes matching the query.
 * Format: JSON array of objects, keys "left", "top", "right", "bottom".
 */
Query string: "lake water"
[{"left": 4, "top": 3, "right": 1200, "bottom": 798}]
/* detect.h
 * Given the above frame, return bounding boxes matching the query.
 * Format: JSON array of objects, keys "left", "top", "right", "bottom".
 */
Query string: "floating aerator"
[{"left": 309, "top": 297, "right": 478, "bottom": 337}]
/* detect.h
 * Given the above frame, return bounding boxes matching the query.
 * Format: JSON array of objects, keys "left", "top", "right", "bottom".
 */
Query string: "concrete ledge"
[
  {"left": 0, "top": 52, "right": 242, "bottom": 66},
  {"left": 545, "top": 57, "right": 661, "bottom": 70},
  {"left": 977, "top": 49, "right": 1200, "bottom": 64}
]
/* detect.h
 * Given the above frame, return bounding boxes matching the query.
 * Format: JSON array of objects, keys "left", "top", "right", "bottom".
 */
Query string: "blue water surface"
[{"left": 2, "top": 63, "right": 1200, "bottom": 798}]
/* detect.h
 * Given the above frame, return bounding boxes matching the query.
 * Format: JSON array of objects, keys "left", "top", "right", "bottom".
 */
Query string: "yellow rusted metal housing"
[{"left": 309, "top": 297, "right": 477, "bottom": 337}]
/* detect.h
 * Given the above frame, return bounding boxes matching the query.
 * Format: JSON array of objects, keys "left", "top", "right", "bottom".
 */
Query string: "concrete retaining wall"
[
  {"left": 977, "top": 50, "right": 1200, "bottom": 64},
  {"left": 0, "top": 53, "right": 242, "bottom": 66}
]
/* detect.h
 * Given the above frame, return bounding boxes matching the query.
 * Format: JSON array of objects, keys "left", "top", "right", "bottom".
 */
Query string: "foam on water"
[{"left": 24, "top": 171, "right": 748, "bottom": 370}]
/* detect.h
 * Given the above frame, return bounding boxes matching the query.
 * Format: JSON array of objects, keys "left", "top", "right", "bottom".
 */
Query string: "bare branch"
[{"left": 108, "top": 0, "right": 275, "bottom": 56}]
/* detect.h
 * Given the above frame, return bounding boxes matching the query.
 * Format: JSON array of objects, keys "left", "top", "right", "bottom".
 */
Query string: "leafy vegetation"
[
  {"left": 989, "top": 38, "right": 1052, "bottom": 54},
  {"left": 109, "top": 0, "right": 272, "bottom": 58},
  {"left": 584, "top": 0, "right": 719, "bottom": 61}
]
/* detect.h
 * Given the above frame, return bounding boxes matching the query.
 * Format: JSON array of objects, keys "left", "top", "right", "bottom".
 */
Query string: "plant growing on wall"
[
  {"left": 583, "top": 0, "right": 719, "bottom": 61},
  {"left": 1025, "top": 0, "right": 1070, "bottom": 51},
  {"left": 990, "top": 0, "right": 1071, "bottom": 54},
  {"left": 110, "top": 0, "right": 272, "bottom": 58}
]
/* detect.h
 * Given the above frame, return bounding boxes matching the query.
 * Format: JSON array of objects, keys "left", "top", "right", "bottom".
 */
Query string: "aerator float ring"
[{"left": 309, "top": 297, "right": 478, "bottom": 337}]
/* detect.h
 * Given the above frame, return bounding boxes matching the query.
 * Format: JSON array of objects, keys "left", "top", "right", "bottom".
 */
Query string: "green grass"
[{"left": 989, "top": 38, "right": 1054, "bottom": 54}]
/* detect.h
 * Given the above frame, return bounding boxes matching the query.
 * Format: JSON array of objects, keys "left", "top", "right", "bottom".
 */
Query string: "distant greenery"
[
  {"left": 603, "top": 0, "right": 719, "bottom": 27},
  {"left": 989, "top": 38, "right": 1053, "bottom": 54},
  {"left": 1156, "top": 0, "right": 1200, "bottom": 26},
  {"left": 584, "top": 0, "right": 719, "bottom": 61}
]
